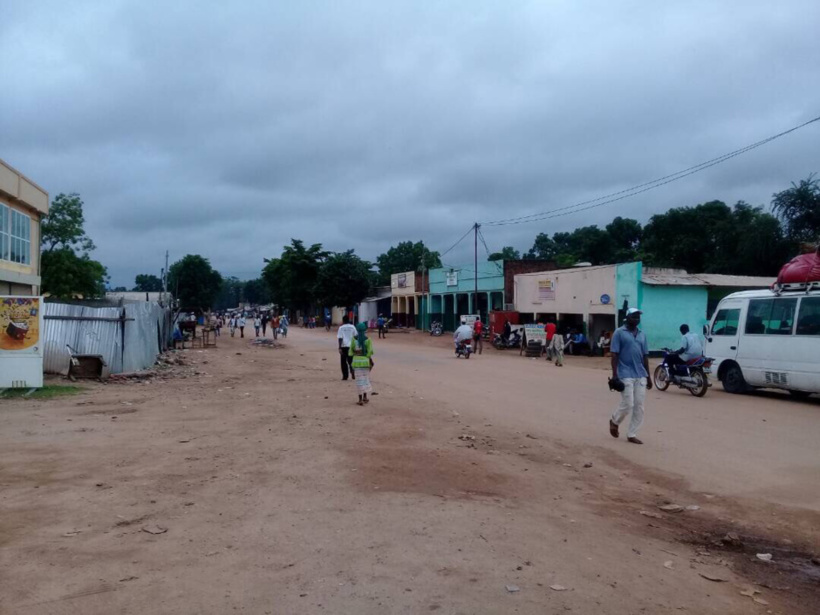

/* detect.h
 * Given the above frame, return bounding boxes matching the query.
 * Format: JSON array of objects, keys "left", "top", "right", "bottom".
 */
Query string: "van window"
[
  {"left": 766, "top": 298, "right": 797, "bottom": 335},
  {"left": 712, "top": 308, "right": 740, "bottom": 335},
  {"left": 745, "top": 298, "right": 797, "bottom": 335},
  {"left": 796, "top": 297, "right": 820, "bottom": 336}
]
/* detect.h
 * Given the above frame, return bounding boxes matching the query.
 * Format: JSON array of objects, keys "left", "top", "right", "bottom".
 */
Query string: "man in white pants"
[{"left": 609, "top": 308, "right": 652, "bottom": 444}]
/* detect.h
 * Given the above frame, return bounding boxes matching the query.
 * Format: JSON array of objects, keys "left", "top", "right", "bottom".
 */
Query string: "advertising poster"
[
  {"left": 536, "top": 279, "right": 555, "bottom": 301},
  {"left": 0, "top": 297, "right": 41, "bottom": 353},
  {"left": 446, "top": 271, "right": 458, "bottom": 287}
]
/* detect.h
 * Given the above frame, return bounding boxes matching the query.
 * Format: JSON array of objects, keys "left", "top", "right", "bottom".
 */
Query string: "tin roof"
[{"left": 641, "top": 269, "right": 774, "bottom": 287}]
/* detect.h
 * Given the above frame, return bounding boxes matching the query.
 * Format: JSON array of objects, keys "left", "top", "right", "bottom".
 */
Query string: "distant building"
[
  {"left": 0, "top": 158, "right": 49, "bottom": 295},
  {"left": 514, "top": 262, "right": 774, "bottom": 350}
]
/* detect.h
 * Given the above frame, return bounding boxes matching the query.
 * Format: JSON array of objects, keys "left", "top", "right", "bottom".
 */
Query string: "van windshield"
[{"left": 712, "top": 308, "right": 740, "bottom": 335}]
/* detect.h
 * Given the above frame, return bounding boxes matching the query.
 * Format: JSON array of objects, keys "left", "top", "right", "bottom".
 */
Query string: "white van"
[{"left": 705, "top": 288, "right": 820, "bottom": 397}]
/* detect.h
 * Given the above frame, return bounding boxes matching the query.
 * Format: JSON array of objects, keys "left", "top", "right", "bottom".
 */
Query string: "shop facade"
[
  {"left": 1, "top": 158, "right": 49, "bottom": 296},
  {"left": 515, "top": 262, "right": 774, "bottom": 351}
]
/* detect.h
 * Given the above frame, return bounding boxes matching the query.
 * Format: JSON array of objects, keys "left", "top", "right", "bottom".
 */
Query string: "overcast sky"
[{"left": 2, "top": 1, "right": 818, "bottom": 287}]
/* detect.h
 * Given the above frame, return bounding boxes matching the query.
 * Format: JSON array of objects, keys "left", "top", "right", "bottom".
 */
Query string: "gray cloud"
[{"left": 1, "top": 0, "right": 818, "bottom": 286}]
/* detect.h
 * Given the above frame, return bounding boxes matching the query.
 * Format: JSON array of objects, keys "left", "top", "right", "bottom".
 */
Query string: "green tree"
[
  {"left": 771, "top": 174, "right": 820, "bottom": 244},
  {"left": 605, "top": 217, "right": 643, "bottom": 262},
  {"left": 488, "top": 246, "right": 520, "bottom": 261},
  {"left": 525, "top": 233, "right": 559, "bottom": 260},
  {"left": 133, "top": 274, "right": 163, "bottom": 292},
  {"left": 243, "top": 278, "right": 271, "bottom": 305},
  {"left": 315, "top": 251, "right": 372, "bottom": 309},
  {"left": 41, "top": 249, "right": 108, "bottom": 298},
  {"left": 375, "top": 241, "right": 441, "bottom": 284},
  {"left": 214, "top": 276, "right": 244, "bottom": 311},
  {"left": 262, "top": 239, "right": 328, "bottom": 312},
  {"left": 167, "top": 255, "right": 223, "bottom": 309},
  {"left": 40, "top": 192, "right": 107, "bottom": 298},
  {"left": 41, "top": 193, "right": 96, "bottom": 253},
  {"left": 641, "top": 201, "right": 788, "bottom": 275}
]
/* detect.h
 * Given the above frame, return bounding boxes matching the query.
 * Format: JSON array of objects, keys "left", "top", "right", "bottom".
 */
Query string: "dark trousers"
[
  {"left": 262, "top": 323, "right": 267, "bottom": 335},
  {"left": 378, "top": 326, "right": 385, "bottom": 338},
  {"left": 340, "top": 348, "right": 353, "bottom": 379},
  {"left": 240, "top": 326, "right": 244, "bottom": 338}
]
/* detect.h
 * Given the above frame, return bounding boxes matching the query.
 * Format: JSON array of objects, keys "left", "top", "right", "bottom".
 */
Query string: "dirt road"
[{"left": 2, "top": 327, "right": 818, "bottom": 614}]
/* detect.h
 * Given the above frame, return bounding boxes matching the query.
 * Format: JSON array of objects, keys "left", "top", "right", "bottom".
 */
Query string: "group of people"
[{"left": 220, "top": 311, "right": 288, "bottom": 339}]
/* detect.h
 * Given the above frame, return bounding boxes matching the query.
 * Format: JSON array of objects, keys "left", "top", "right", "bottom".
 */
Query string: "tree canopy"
[
  {"left": 375, "top": 241, "right": 441, "bottom": 284},
  {"left": 133, "top": 274, "right": 163, "bottom": 292},
  {"left": 262, "top": 239, "right": 328, "bottom": 312},
  {"left": 41, "top": 193, "right": 96, "bottom": 254},
  {"left": 40, "top": 192, "right": 108, "bottom": 298},
  {"left": 488, "top": 246, "right": 520, "bottom": 261},
  {"left": 315, "top": 251, "right": 373, "bottom": 309},
  {"left": 167, "top": 254, "right": 223, "bottom": 309},
  {"left": 771, "top": 174, "right": 820, "bottom": 244}
]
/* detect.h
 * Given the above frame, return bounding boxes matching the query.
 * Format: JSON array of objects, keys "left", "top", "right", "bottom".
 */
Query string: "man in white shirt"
[
  {"left": 676, "top": 324, "right": 703, "bottom": 361},
  {"left": 453, "top": 318, "right": 474, "bottom": 353},
  {"left": 337, "top": 315, "right": 357, "bottom": 380}
]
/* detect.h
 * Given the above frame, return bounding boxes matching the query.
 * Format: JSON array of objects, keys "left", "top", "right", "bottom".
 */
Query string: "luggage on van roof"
[{"left": 775, "top": 247, "right": 820, "bottom": 291}]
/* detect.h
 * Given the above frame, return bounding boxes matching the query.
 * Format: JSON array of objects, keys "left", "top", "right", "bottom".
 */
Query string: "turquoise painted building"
[
  {"left": 614, "top": 262, "right": 773, "bottom": 351},
  {"left": 428, "top": 261, "right": 506, "bottom": 331}
]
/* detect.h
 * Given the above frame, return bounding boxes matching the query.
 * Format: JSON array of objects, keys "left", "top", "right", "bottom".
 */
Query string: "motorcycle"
[
  {"left": 492, "top": 330, "right": 522, "bottom": 350},
  {"left": 455, "top": 340, "right": 473, "bottom": 359},
  {"left": 430, "top": 321, "right": 443, "bottom": 337},
  {"left": 653, "top": 349, "right": 713, "bottom": 397}
]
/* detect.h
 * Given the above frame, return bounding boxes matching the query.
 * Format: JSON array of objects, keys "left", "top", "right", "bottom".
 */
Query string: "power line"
[
  {"left": 439, "top": 225, "right": 477, "bottom": 258},
  {"left": 481, "top": 114, "right": 820, "bottom": 227}
]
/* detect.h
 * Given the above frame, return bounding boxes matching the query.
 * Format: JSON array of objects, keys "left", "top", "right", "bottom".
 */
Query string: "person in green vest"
[{"left": 349, "top": 322, "right": 375, "bottom": 405}]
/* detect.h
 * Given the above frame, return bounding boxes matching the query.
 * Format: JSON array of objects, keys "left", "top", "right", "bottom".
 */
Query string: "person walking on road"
[
  {"left": 337, "top": 315, "right": 356, "bottom": 381},
  {"left": 254, "top": 315, "right": 261, "bottom": 337},
  {"left": 550, "top": 326, "right": 564, "bottom": 366},
  {"left": 272, "top": 314, "right": 280, "bottom": 340},
  {"left": 261, "top": 312, "right": 269, "bottom": 337},
  {"left": 238, "top": 315, "right": 246, "bottom": 338},
  {"left": 545, "top": 319, "right": 556, "bottom": 361},
  {"left": 473, "top": 318, "right": 484, "bottom": 355},
  {"left": 609, "top": 307, "right": 652, "bottom": 444},
  {"left": 377, "top": 314, "right": 386, "bottom": 339},
  {"left": 229, "top": 315, "right": 236, "bottom": 337},
  {"left": 349, "top": 322, "right": 374, "bottom": 405},
  {"left": 280, "top": 315, "right": 288, "bottom": 338}
]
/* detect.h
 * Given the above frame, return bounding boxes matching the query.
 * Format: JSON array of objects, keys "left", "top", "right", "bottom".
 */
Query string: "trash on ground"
[
  {"left": 142, "top": 525, "right": 168, "bottom": 535},
  {"left": 657, "top": 504, "right": 683, "bottom": 513},
  {"left": 505, "top": 584, "right": 520, "bottom": 593},
  {"left": 756, "top": 553, "right": 773, "bottom": 562},
  {"left": 550, "top": 584, "right": 567, "bottom": 591}
]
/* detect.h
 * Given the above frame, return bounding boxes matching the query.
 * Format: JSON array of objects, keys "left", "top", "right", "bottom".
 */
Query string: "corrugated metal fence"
[{"left": 43, "top": 301, "right": 173, "bottom": 375}]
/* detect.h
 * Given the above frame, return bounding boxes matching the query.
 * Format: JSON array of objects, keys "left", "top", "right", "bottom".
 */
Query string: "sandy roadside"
[{"left": 1, "top": 327, "right": 817, "bottom": 614}]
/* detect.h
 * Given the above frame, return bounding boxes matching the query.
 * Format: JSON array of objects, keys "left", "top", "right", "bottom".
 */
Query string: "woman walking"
[{"left": 349, "top": 322, "right": 374, "bottom": 406}]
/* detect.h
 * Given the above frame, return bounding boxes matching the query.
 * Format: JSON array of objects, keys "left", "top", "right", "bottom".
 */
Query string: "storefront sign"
[
  {"left": 536, "top": 279, "right": 555, "bottom": 301},
  {"left": 461, "top": 314, "right": 478, "bottom": 326},
  {"left": 397, "top": 273, "right": 407, "bottom": 288},
  {"left": 600, "top": 293, "right": 611, "bottom": 305},
  {"left": 0, "top": 296, "right": 44, "bottom": 388},
  {"left": 524, "top": 323, "right": 547, "bottom": 345},
  {"left": 446, "top": 271, "right": 458, "bottom": 287}
]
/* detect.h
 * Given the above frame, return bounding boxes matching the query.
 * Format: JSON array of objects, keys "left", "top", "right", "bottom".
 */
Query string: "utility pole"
[
  {"left": 163, "top": 250, "right": 169, "bottom": 304},
  {"left": 474, "top": 223, "right": 479, "bottom": 318}
]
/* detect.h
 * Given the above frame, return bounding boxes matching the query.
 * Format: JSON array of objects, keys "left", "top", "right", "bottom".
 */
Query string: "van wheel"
[
  {"left": 789, "top": 390, "right": 811, "bottom": 400},
  {"left": 722, "top": 364, "right": 747, "bottom": 394}
]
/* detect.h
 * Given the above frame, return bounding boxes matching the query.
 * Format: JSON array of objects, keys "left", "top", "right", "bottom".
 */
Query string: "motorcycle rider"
[
  {"left": 667, "top": 324, "right": 703, "bottom": 374},
  {"left": 454, "top": 318, "right": 474, "bottom": 354},
  {"left": 502, "top": 319, "right": 512, "bottom": 344}
]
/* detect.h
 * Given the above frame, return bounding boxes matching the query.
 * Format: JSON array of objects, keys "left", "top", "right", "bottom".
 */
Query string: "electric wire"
[{"left": 481, "top": 115, "right": 820, "bottom": 227}]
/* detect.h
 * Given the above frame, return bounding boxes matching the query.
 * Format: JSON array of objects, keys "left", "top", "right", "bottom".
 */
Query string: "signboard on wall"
[
  {"left": 0, "top": 296, "right": 44, "bottom": 388},
  {"left": 460, "top": 314, "right": 478, "bottom": 326},
  {"left": 446, "top": 271, "right": 458, "bottom": 287},
  {"left": 536, "top": 279, "right": 555, "bottom": 301},
  {"left": 397, "top": 273, "right": 407, "bottom": 288}
]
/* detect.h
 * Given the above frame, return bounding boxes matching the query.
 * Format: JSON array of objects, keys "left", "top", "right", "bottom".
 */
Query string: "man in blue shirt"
[{"left": 609, "top": 308, "right": 652, "bottom": 444}]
